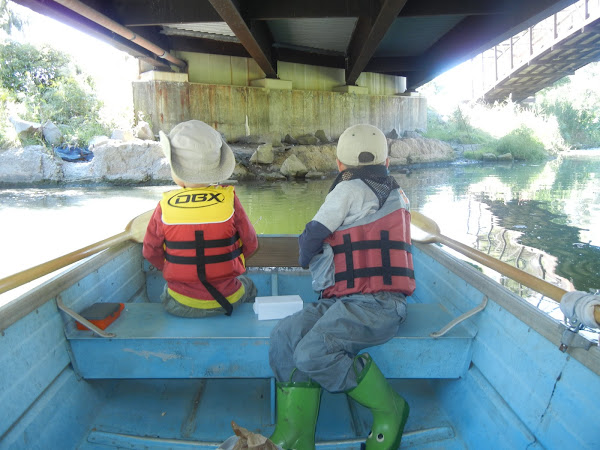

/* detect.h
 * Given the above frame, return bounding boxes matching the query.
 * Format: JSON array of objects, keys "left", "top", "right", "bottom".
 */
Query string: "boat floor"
[{"left": 78, "top": 378, "right": 465, "bottom": 449}]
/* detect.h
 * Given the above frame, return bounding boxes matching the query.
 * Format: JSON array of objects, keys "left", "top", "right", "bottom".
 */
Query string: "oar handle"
[
  {"left": 436, "top": 234, "right": 568, "bottom": 302},
  {"left": 0, "top": 231, "right": 130, "bottom": 295}
]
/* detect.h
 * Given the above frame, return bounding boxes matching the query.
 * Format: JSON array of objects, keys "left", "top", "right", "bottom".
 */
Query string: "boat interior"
[{"left": 1, "top": 237, "right": 598, "bottom": 449}]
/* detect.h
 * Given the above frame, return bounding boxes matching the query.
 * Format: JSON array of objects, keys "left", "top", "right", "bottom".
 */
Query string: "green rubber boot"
[
  {"left": 269, "top": 380, "right": 321, "bottom": 450},
  {"left": 347, "top": 354, "right": 409, "bottom": 449}
]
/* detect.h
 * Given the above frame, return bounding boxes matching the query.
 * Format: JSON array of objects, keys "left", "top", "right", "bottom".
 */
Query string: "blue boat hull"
[{"left": 0, "top": 240, "right": 598, "bottom": 449}]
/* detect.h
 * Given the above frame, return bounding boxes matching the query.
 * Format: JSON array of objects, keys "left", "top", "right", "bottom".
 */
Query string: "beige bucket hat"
[{"left": 159, "top": 120, "right": 235, "bottom": 184}]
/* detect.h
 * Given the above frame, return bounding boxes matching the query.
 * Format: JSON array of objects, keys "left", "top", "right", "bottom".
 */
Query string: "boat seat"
[{"left": 65, "top": 302, "right": 475, "bottom": 379}]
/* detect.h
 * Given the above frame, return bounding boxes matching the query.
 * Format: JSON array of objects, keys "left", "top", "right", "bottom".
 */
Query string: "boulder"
[
  {"left": 9, "top": 117, "right": 42, "bottom": 140},
  {"left": 280, "top": 154, "right": 308, "bottom": 178},
  {"left": 42, "top": 121, "right": 63, "bottom": 146},
  {"left": 0, "top": 146, "right": 63, "bottom": 183},
  {"left": 250, "top": 143, "right": 275, "bottom": 164},
  {"left": 389, "top": 137, "right": 455, "bottom": 165}
]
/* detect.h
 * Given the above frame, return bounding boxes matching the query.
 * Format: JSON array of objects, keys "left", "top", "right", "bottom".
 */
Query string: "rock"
[
  {"left": 315, "top": 130, "right": 330, "bottom": 143},
  {"left": 134, "top": 121, "right": 154, "bottom": 140},
  {"left": 386, "top": 129, "right": 399, "bottom": 139},
  {"left": 88, "top": 136, "right": 111, "bottom": 148},
  {"left": 9, "top": 116, "right": 42, "bottom": 140},
  {"left": 403, "top": 130, "right": 421, "bottom": 139},
  {"left": 389, "top": 137, "right": 455, "bottom": 165},
  {"left": 482, "top": 153, "right": 498, "bottom": 161},
  {"left": 42, "top": 121, "right": 63, "bottom": 146},
  {"left": 296, "top": 134, "right": 320, "bottom": 145},
  {"left": 111, "top": 129, "right": 135, "bottom": 142},
  {"left": 250, "top": 143, "right": 275, "bottom": 164},
  {"left": 88, "top": 140, "right": 169, "bottom": 182},
  {"left": 280, "top": 154, "right": 308, "bottom": 178},
  {"left": 265, "top": 172, "right": 287, "bottom": 181},
  {"left": 305, "top": 171, "right": 325, "bottom": 179},
  {"left": 497, "top": 153, "right": 513, "bottom": 161},
  {"left": 235, "top": 135, "right": 268, "bottom": 145},
  {"left": 283, "top": 134, "right": 298, "bottom": 145},
  {"left": 0, "top": 146, "right": 63, "bottom": 183}
]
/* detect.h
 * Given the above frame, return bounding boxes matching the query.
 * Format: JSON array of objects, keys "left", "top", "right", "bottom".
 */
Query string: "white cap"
[
  {"left": 159, "top": 120, "right": 235, "bottom": 184},
  {"left": 336, "top": 124, "right": 388, "bottom": 166}
]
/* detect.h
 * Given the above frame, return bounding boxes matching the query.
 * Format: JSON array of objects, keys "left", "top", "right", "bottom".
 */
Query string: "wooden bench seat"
[{"left": 65, "top": 301, "right": 475, "bottom": 379}]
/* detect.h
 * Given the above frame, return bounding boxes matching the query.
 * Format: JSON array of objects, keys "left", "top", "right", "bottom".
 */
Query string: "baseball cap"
[{"left": 336, "top": 124, "right": 388, "bottom": 166}]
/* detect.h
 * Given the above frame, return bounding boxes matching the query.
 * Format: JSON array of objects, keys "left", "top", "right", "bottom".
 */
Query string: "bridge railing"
[{"left": 471, "top": 0, "right": 600, "bottom": 100}]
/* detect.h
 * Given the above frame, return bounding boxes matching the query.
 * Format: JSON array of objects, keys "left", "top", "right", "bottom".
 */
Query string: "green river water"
[{"left": 1, "top": 150, "right": 599, "bottom": 317}]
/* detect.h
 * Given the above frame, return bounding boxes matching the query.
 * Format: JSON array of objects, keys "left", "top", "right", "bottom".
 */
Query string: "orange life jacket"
[
  {"left": 160, "top": 186, "right": 246, "bottom": 284},
  {"left": 322, "top": 208, "right": 415, "bottom": 298}
]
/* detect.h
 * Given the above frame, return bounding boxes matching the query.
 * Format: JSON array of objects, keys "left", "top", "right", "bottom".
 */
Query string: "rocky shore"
[{"left": 0, "top": 133, "right": 457, "bottom": 186}]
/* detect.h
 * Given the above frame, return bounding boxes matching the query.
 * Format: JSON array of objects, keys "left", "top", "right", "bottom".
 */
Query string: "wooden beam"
[
  {"left": 345, "top": 0, "right": 409, "bottom": 85},
  {"left": 207, "top": 0, "right": 277, "bottom": 78}
]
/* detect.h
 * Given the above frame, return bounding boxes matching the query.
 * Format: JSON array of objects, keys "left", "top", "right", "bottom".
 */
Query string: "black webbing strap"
[
  {"left": 164, "top": 231, "right": 242, "bottom": 280},
  {"left": 201, "top": 280, "right": 234, "bottom": 316},
  {"left": 331, "top": 230, "right": 415, "bottom": 287},
  {"left": 165, "top": 233, "right": 240, "bottom": 250}
]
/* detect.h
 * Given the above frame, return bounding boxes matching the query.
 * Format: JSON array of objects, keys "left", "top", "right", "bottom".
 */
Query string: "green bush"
[
  {"left": 0, "top": 40, "right": 111, "bottom": 149},
  {"left": 540, "top": 99, "right": 600, "bottom": 149},
  {"left": 424, "top": 107, "right": 494, "bottom": 145},
  {"left": 493, "top": 126, "right": 548, "bottom": 161}
]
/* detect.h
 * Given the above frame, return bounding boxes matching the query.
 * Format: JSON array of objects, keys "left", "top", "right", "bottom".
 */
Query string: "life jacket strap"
[
  {"left": 164, "top": 231, "right": 242, "bottom": 280},
  {"left": 331, "top": 230, "right": 415, "bottom": 288},
  {"left": 201, "top": 281, "right": 234, "bottom": 316}
]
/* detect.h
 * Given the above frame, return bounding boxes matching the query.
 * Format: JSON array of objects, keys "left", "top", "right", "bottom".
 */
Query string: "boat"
[{"left": 0, "top": 211, "right": 598, "bottom": 450}]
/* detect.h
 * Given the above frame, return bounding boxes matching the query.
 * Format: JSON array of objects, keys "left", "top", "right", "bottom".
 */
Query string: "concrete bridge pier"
[{"left": 132, "top": 53, "right": 427, "bottom": 141}]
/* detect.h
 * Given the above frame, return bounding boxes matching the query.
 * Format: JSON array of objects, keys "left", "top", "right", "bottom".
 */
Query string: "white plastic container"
[{"left": 253, "top": 295, "right": 304, "bottom": 320}]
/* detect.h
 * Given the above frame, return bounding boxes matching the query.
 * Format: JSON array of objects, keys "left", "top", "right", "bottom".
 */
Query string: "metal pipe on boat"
[{"left": 52, "top": 0, "right": 187, "bottom": 69}]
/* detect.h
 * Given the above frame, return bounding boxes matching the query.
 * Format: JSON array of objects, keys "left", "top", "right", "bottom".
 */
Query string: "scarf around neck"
[{"left": 329, "top": 165, "right": 400, "bottom": 208}]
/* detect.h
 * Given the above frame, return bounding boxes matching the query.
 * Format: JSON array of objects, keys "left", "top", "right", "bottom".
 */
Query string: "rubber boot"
[
  {"left": 347, "top": 354, "right": 409, "bottom": 450},
  {"left": 269, "top": 380, "right": 321, "bottom": 450}
]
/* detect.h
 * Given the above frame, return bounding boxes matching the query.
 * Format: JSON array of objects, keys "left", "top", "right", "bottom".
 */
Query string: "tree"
[{"left": 0, "top": 0, "right": 23, "bottom": 35}]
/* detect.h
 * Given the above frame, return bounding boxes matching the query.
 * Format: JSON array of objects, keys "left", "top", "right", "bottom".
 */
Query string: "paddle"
[
  {"left": 0, "top": 209, "right": 154, "bottom": 295},
  {"left": 410, "top": 211, "right": 600, "bottom": 324}
]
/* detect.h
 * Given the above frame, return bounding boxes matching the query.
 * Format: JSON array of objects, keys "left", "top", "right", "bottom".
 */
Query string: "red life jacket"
[
  {"left": 160, "top": 186, "right": 246, "bottom": 284},
  {"left": 322, "top": 208, "right": 415, "bottom": 298}
]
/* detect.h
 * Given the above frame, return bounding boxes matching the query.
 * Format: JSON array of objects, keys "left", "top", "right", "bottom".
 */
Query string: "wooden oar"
[
  {"left": 0, "top": 209, "right": 154, "bottom": 295},
  {"left": 410, "top": 211, "right": 600, "bottom": 324}
]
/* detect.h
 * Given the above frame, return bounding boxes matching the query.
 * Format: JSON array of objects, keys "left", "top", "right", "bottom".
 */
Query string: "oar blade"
[
  {"left": 410, "top": 211, "right": 441, "bottom": 244},
  {"left": 126, "top": 210, "right": 154, "bottom": 243}
]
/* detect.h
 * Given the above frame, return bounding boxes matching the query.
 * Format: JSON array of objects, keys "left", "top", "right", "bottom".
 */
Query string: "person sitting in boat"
[
  {"left": 268, "top": 124, "right": 414, "bottom": 449},
  {"left": 143, "top": 120, "right": 258, "bottom": 317}
]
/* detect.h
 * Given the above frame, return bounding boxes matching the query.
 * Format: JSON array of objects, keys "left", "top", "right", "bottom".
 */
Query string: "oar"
[
  {"left": 410, "top": 211, "right": 600, "bottom": 324},
  {"left": 0, "top": 209, "right": 154, "bottom": 295}
]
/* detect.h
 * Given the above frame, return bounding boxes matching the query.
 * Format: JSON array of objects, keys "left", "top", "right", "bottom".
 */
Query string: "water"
[{"left": 1, "top": 151, "right": 600, "bottom": 328}]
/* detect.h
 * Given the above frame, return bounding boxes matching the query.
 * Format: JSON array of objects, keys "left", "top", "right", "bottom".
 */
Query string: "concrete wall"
[
  {"left": 133, "top": 81, "right": 426, "bottom": 141},
  {"left": 133, "top": 51, "right": 425, "bottom": 140}
]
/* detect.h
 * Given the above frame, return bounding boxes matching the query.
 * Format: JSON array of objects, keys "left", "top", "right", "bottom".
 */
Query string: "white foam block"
[{"left": 253, "top": 295, "right": 303, "bottom": 320}]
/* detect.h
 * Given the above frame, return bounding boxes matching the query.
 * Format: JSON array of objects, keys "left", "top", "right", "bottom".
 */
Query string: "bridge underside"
[{"left": 484, "top": 14, "right": 600, "bottom": 103}]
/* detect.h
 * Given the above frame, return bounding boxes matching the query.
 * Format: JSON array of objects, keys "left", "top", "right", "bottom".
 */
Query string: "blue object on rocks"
[{"left": 54, "top": 144, "right": 94, "bottom": 162}]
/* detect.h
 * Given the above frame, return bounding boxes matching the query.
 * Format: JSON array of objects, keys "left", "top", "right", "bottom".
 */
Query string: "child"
[
  {"left": 143, "top": 120, "right": 258, "bottom": 317},
  {"left": 268, "top": 124, "right": 414, "bottom": 449}
]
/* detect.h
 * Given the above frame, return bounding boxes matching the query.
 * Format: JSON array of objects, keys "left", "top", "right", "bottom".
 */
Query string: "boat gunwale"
[{"left": 416, "top": 242, "right": 600, "bottom": 376}]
